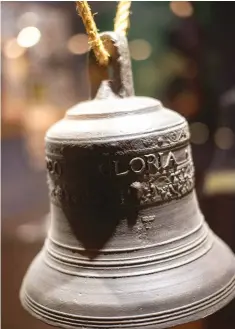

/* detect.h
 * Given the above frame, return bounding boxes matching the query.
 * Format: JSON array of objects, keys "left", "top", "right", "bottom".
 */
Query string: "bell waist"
[{"left": 44, "top": 220, "right": 213, "bottom": 278}]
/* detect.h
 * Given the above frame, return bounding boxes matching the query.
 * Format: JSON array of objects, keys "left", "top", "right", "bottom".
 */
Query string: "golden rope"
[
  {"left": 76, "top": 1, "right": 109, "bottom": 66},
  {"left": 114, "top": 1, "right": 132, "bottom": 36},
  {"left": 75, "top": 1, "right": 132, "bottom": 66}
]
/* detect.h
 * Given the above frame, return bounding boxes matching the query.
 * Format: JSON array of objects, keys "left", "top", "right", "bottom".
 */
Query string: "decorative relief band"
[
  {"left": 146, "top": 124, "right": 190, "bottom": 149},
  {"left": 45, "top": 123, "right": 190, "bottom": 157},
  {"left": 47, "top": 143, "right": 195, "bottom": 208},
  {"left": 128, "top": 160, "right": 194, "bottom": 206}
]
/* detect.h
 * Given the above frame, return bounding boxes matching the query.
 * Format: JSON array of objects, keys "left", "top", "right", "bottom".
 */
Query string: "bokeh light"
[
  {"left": 129, "top": 39, "right": 152, "bottom": 61},
  {"left": 190, "top": 122, "right": 209, "bottom": 145},
  {"left": 17, "top": 11, "right": 39, "bottom": 29},
  {"left": 67, "top": 33, "right": 89, "bottom": 55},
  {"left": 214, "top": 127, "right": 234, "bottom": 150},
  {"left": 3, "top": 38, "right": 26, "bottom": 59},
  {"left": 136, "top": 61, "right": 159, "bottom": 96},
  {"left": 172, "top": 91, "right": 199, "bottom": 118},
  {"left": 17, "top": 26, "right": 41, "bottom": 48},
  {"left": 170, "top": 1, "right": 193, "bottom": 18}
]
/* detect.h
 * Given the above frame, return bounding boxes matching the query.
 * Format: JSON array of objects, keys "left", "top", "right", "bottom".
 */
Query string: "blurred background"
[{"left": 1, "top": 1, "right": 235, "bottom": 329}]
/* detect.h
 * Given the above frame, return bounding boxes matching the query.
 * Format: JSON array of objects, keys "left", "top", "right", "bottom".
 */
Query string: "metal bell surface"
[{"left": 20, "top": 32, "right": 235, "bottom": 329}]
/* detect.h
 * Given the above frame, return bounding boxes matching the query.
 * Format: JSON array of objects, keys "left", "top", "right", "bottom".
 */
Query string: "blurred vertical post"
[
  {"left": 22, "top": 82, "right": 64, "bottom": 171},
  {"left": 201, "top": 3, "right": 235, "bottom": 329}
]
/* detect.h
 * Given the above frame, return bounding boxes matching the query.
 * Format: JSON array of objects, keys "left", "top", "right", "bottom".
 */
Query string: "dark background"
[{"left": 1, "top": 2, "right": 235, "bottom": 329}]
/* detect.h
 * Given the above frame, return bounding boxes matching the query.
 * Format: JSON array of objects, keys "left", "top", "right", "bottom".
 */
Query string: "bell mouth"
[{"left": 20, "top": 232, "right": 235, "bottom": 329}]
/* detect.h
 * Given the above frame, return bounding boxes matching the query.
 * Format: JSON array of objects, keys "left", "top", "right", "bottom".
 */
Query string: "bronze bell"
[{"left": 20, "top": 32, "right": 235, "bottom": 329}]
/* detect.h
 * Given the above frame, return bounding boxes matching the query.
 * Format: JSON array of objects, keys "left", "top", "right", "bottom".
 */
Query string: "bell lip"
[
  {"left": 20, "top": 287, "right": 235, "bottom": 329},
  {"left": 19, "top": 236, "right": 235, "bottom": 329}
]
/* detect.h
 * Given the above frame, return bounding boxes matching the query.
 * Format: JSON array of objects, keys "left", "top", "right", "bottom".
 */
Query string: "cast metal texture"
[{"left": 20, "top": 32, "right": 235, "bottom": 329}]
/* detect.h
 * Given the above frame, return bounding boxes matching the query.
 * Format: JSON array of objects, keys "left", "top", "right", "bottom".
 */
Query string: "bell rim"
[
  {"left": 20, "top": 236, "right": 235, "bottom": 329},
  {"left": 20, "top": 281, "right": 235, "bottom": 329}
]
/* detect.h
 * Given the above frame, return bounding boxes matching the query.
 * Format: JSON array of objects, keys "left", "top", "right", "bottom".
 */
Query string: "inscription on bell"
[
  {"left": 46, "top": 157, "right": 62, "bottom": 176},
  {"left": 113, "top": 150, "right": 188, "bottom": 177}
]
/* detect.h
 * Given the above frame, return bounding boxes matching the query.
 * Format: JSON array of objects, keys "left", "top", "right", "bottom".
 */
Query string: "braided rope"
[
  {"left": 114, "top": 1, "right": 132, "bottom": 36},
  {"left": 76, "top": 1, "right": 109, "bottom": 66},
  {"left": 76, "top": 1, "right": 132, "bottom": 66}
]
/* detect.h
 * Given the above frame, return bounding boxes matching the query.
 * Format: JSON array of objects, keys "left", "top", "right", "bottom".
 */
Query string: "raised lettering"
[
  {"left": 100, "top": 149, "right": 188, "bottom": 177},
  {"left": 185, "top": 148, "right": 189, "bottom": 159},
  {"left": 130, "top": 157, "right": 146, "bottom": 174},
  {"left": 157, "top": 152, "right": 164, "bottom": 169},
  {"left": 114, "top": 160, "right": 129, "bottom": 176},
  {"left": 99, "top": 163, "right": 110, "bottom": 176},
  {"left": 144, "top": 154, "right": 158, "bottom": 174},
  {"left": 164, "top": 151, "right": 177, "bottom": 168},
  {"left": 53, "top": 161, "right": 62, "bottom": 176},
  {"left": 46, "top": 158, "right": 62, "bottom": 176}
]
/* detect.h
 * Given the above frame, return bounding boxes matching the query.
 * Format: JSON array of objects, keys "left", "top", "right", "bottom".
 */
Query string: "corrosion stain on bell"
[{"left": 20, "top": 32, "right": 235, "bottom": 329}]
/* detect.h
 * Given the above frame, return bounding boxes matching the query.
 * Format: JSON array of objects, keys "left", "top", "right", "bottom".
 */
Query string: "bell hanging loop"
[{"left": 88, "top": 31, "right": 134, "bottom": 100}]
